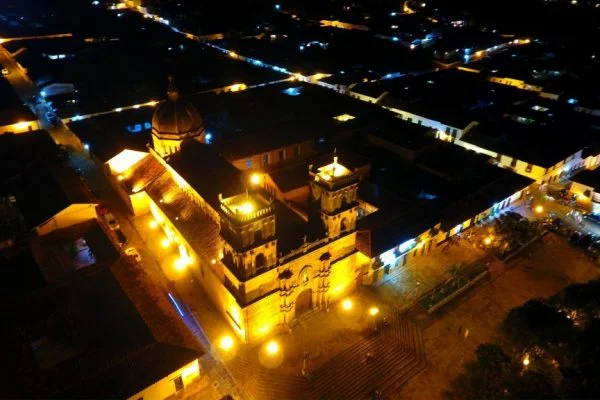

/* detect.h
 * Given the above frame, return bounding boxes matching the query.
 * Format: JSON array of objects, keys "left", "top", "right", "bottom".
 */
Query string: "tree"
[
  {"left": 503, "top": 299, "right": 573, "bottom": 354},
  {"left": 447, "top": 263, "right": 467, "bottom": 288}
]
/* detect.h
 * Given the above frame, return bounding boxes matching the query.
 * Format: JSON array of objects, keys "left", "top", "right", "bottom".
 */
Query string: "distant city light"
[
  {"left": 299, "top": 45, "right": 305, "bottom": 51},
  {"left": 390, "top": 12, "right": 397, "bottom": 16},
  {"left": 205, "top": 132, "right": 213, "bottom": 143},
  {"left": 392, "top": 36, "right": 399, "bottom": 42},
  {"left": 92, "top": 0, "right": 100, "bottom": 5},
  {"left": 567, "top": 98, "right": 578, "bottom": 105},
  {"left": 535, "top": 205, "right": 544, "bottom": 214},
  {"left": 369, "top": 307, "right": 379, "bottom": 316},
  {"left": 275, "top": 4, "right": 281, "bottom": 10},
  {"left": 114, "top": 107, "right": 123, "bottom": 112},
  {"left": 84, "top": 143, "right": 90, "bottom": 150},
  {"left": 40, "top": 90, "right": 47, "bottom": 97}
]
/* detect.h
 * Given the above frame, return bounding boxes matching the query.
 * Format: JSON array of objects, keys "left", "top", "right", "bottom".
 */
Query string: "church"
[{"left": 106, "top": 79, "right": 368, "bottom": 343}]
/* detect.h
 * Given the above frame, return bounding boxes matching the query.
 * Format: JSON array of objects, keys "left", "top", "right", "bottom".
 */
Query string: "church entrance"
[{"left": 295, "top": 289, "right": 313, "bottom": 317}]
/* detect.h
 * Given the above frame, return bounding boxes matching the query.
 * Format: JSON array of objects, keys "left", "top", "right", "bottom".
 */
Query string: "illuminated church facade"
[{"left": 105, "top": 82, "right": 368, "bottom": 343}]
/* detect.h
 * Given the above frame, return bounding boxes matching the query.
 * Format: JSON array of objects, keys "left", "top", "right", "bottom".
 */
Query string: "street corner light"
[
  {"left": 342, "top": 298, "right": 353, "bottom": 311},
  {"left": 265, "top": 340, "right": 279, "bottom": 355},
  {"left": 535, "top": 205, "right": 544, "bottom": 214},
  {"left": 369, "top": 307, "right": 379, "bottom": 316},
  {"left": 174, "top": 257, "right": 187, "bottom": 271},
  {"left": 219, "top": 335, "right": 234, "bottom": 351},
  {"left": 250, "top": 173, "right": 261, "bottom": 185}
]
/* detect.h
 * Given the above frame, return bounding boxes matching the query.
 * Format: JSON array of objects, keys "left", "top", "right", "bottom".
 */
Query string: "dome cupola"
[{"left": 151, "top": 76, "right": 206, "bottom": 157}]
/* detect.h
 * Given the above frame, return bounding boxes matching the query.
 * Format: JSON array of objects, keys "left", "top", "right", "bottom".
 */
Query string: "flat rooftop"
[
  {"left": 218, "top": 25, "right": 433, "bottom": 78},
  {"left": 465, "top": 100, "right": 598, "bottom": 167},
  {"left": 352, "top": 68, "right": 534, "bottom": 128}
]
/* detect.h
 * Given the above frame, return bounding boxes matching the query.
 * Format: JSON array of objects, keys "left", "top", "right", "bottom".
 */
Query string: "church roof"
[
  {"left": 151, "top": 78, "right": 205, "bottom": 140},
  {"left": 167, "top": 141, "right": 245, "bottom": 211}
]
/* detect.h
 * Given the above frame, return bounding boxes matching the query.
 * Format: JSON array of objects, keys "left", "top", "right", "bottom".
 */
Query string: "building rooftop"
[
  {"left": 167, "top": 141, "right": 245, "bottom": 211},
  {"left": 0, "top": 77, "right": 36, "bottom": 126},
  {"left": 352, "top": 68, "right": 534, "bottom": 129},
  {"left": 1, "top": 265, "right": 201, "bottom": 398},
  {"left": 571, "top": 169, "right": 600, "bottom": 190},
  {"left": 3, "top": 163, "right": 91, "bottom": 229},
  {"left": 465, "top": 106, "right": 597, "bottom": 167}
]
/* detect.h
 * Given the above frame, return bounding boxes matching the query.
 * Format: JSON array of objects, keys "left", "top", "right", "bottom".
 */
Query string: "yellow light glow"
[
  {"left": 333, "top": 114, "right": 355, "bottom": 122},
  {"left": 14, "top": 121, "right": 30, "bottom": 130},
  {"left": 147, "top": 100, "right": 158, "bottom": 106},
  {"left": 342, "top": 299, "right": 353, "bottom": 311},
  {"left": 535, "top": 205, "right": 544, "bottom": 214},
  {"left": 149, "top": 220, "right": 158, "bottom": 229},
  {"left": 238, "top": 202, "right": 254, "bottom": 214},
  {"left": 107, "top": 149, "right": 148, "bottom": 174},
  {"left": 369, "top": 307, "right": 379, "bottom": 316},
  {"left": 0, "top": 39, "right": 5, "bottom": 44},
  {"left": 175, "top": 257, "right": 187, "bottom": 271},
  {"left": 250, "top": 173, "right": 261, "bottom": 185},
  {"left": 161, "top": 238, "right": 171, "bottom": 248},
  {"left": 416, "top": 242, "right": 424, "bottom": 249},
  {"left": 475, "top": 51, "right": 483, "bottom": 57},
  {"left": 181, "top": 361, "right": 199, "bottom": 379},
  {"left": 117, "top": 174, "right": 124, "bottom": 181},
  {"left": 483, "top": 237, "right": 492, "bottom": 245},
  {"left": 229, "top": 51, "right": 238, "bottom": 58},
  {"left": 219, "top": 335, "right": 234, "bottom": 350},
  {"left": 265, "top": 340, "right": 279, "bottom": 355},
  {"left": 229, "top": 83, "right": 247, "bottom": 92},
  {"left": 211, "top": 258, "right": 217, "bottom": 264},
  {"left": 522, "top": 354, "right": 530, "bottom": 366}
]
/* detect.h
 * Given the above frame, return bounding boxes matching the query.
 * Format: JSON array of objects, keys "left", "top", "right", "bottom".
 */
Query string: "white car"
[
  {"left": 1, "top": 68, "right": 9, "bottom": 76},
  {"left": 125, "top": 247, "right": 142, "bottom": 262},
  {"left": 104, "top": 212, "right": 120, "bottom": 230}
]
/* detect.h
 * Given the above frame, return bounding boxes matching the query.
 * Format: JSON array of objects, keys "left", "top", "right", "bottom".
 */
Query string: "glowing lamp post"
[
  {"left": 250, "top": 173, "right": 261, "bottom": 185},
  {"left": 369, "top": 307, "right": 379, "bottom": 331},
  {"left": 342, "top": 298, "right": 353, "bottom": 311},
  {"left": 534, "top": 205, "right": 544, "bottom": 214},
  {"left": 219, "top": 335, "right": 234, "bottom": 351},
  {"left": 266, "top": 340, "right": 279, "bottom": 355}
]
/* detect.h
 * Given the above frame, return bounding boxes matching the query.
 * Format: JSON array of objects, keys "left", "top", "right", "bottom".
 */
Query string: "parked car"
[
  {"left": 104, "top": 212, "right": 120, "bottom": 230},
  {"left": 569, "top": 231, "right": 582, "bottom": 245},
  {"left": 125, "top": 247, "right": 141, "bottom": 262},
  {"left": 588, "top": 240, "right": 600, "bottom": 255},
  {"left": 115, "top": 229, "right": 128, "bottom": 246},
  {"left": 584, "top": 213, "right": 600, "bottom": 224},
  {"left": 580, "top": 233, "right": 596, "bottom": 249}
]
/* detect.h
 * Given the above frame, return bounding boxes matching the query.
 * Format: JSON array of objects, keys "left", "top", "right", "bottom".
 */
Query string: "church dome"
[{"left": 151, "top": 77, "right": 205, "bottom": 141}]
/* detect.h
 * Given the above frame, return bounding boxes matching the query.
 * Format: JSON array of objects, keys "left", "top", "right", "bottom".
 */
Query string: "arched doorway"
[
  {"left": 255, "top": 253, "right": 267, "bottom": 269},
  {"left": 295, "top": 289, "right": 312, "bottom": 317}
]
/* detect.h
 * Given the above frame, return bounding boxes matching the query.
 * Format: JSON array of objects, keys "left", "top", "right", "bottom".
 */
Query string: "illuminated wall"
[
  {"left": 35, "top": 204, "right": 98, "bottom": 236},
  {"left": 126, "top": 358, "right": 200, "bottom": 400},
  {"left": 106, "top": 149, "right": 149, "bottom": 175},
  {"left": 0, "top": 119, "right": 41, "bottom": 135}
]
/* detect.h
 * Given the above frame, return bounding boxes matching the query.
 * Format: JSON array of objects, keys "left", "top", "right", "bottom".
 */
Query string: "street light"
[
  {"left": 266, "top": 340, "right": 279, "bottom": 355},
  {"left": 483, "top": 236, "right": 492, "bottom": 246},
  {"left": 342, "top": 298, "right": 353, "bottom": 311},
  {"left": 161, "top": 237, "right": 171, "bottom": 248},
  {"left": 219, "top": 335, "right": 234, "bottom": 351},
  {"left": 250, "top": 173, "right": 261, "bottom": 185},
  {"left": 369, "top": 307, "right": 379, "bottom": 331},
  {"left": 149, "top": 220, "right": 158, "bottom": 229},
  {"left": 522, "top": 354, "right": 530, "bottom": 367}
]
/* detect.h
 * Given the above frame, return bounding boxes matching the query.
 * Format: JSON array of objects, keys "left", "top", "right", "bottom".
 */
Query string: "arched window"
[{"left": 255, "top": 253, "right": 267, "bottom": 269}]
